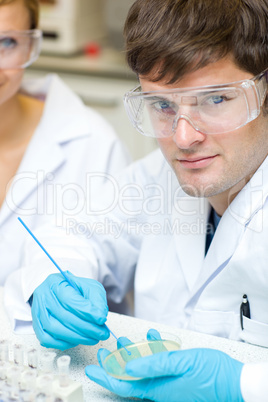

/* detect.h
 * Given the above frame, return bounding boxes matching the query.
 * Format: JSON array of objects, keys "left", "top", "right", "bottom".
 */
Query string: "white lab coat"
[
  {"left": 88, "top": 149, "right": 268, "bottom": 348},
  {"left": 11, "top": 147, "right": 268, "bottom": 343},
  {"left": 5, "top": 148, "right": 268, "bottom": 401},
  {"left": 0, "top": 74, "right": 129, "bottom": 287}
]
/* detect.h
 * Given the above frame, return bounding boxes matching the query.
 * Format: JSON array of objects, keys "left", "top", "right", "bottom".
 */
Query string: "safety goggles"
[
  {"left": 0, "top": 29, "right": 42, "bottom": 69},
  {"left": 124, "top": 68, "right": 268, "bottom": 137}
]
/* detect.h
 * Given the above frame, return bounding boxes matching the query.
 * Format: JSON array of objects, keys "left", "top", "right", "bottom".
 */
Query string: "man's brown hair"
[{"left": 124, "top": 0, "right": 268, "bottom": 83}]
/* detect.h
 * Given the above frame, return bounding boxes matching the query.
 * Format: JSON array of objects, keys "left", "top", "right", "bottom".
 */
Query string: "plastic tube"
[
  {"left": 37, "top": 374, "right": 53, "bottom": 398},
  {"left": 27, "top": 348, "right": 38, "bottom": 370},
  {"left": 39, "top": 352, "right": 56, "bottom": 373},
  {"left": 0, "top": 361, "right": 7, "bottom": 381},
  {"left": 13, "top": 343, "right": 24, "bottom": 366},
  {"left": 21, "top": 369, "right": 37, "bottom": 390},
  {"left": 0, "top": 340, "right": 9, "bottom": 362},
  {"left": 6, "top": 365, "right": 21, "bottom": 399},
  {"left": 57, "top": 355, "right": 71, "bottom": 387}
]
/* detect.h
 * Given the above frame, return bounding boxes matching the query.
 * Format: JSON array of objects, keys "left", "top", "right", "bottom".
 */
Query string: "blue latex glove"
[
  {"left": 31, "top": 271, "right": 110, "bottom": 350},
  {"left": 85, "top": 330, "right": 244, "bottom": 402}
]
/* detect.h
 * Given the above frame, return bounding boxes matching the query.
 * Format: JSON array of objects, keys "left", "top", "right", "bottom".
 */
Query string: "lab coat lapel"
[
  {"left": 23, "top": 74, "right": 92, "bottom": 144},
  {"left": 187, "top": 157, "right": 268, "bottom": 304},
  {"left": 0, "top": 75, "right": 91, "bottom": 224},
  {"left": 34, "top": 75, "right": 93, "bottom": 167},
  {"left": 0, "top": 132, "right": 65, "bottom": 225},
  {"left": 173, "top": 194, "right": 210, "bottom": 290},
  {"left": 188, "top": 206, "right": 245, "bottom": 302}
]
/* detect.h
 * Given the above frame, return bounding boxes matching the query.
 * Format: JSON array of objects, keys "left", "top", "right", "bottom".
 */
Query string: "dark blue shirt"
[{"left": 205, "top": 208, "right": 221, "bottom": 255}]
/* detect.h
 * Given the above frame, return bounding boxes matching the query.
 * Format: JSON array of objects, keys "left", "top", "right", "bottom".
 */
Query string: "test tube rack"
[{"left": 0, "top": 339, "right": 83, "bottom": 402}]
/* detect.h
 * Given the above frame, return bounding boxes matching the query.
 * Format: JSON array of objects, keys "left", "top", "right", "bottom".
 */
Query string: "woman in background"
[{"left": 0, "top": 0, "right": 129, "bottom": 299}]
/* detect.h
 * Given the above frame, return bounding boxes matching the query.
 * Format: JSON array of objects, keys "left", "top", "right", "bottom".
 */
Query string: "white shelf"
[{"left": 32, "top": 47, "right": 136, "bottom": 80}]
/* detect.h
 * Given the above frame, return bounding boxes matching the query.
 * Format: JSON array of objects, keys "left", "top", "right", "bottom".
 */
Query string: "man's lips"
[{"left": 177, "top": 155, "right": 218, "bottom": 169}]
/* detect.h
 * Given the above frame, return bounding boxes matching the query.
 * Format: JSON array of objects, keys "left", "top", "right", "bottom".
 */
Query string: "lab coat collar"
[
  {"left": 20, "top": 74, "right": 92, "bottom": 144},
  {"left": 226, "top": 156, "right": 268, "bottom": 230},
  {"left": 174, "top": 155, "right": 268, "bottom": 300},
  {"left": 172, "top": 191, "right": 210, "bottom": 291},
  {"left": 0, "top": 75, "right": 91, "bottom": 225}
]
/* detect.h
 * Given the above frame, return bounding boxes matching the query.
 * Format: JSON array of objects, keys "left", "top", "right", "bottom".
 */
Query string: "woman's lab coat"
[{"left": 0, "top": 74, "right": 129, "bottom": 287}]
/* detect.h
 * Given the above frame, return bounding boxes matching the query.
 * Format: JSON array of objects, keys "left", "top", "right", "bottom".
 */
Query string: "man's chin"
[{"left": 177, "top": 179, "right": 221, "bottom": 198}]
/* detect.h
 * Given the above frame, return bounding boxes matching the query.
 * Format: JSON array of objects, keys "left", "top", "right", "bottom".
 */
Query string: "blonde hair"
[{"left": 0, "top": 0, "right": 39, "bottom": 28}]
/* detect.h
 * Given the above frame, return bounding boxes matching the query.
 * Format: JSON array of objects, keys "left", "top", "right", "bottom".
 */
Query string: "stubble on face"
[{"left": 160, "top": 113, "right": 268, "bottom": 206}]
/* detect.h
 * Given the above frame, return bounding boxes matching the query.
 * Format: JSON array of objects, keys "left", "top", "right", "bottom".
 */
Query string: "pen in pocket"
[{"left": 240, "top": 294, "right": 250, "bottom": 330}]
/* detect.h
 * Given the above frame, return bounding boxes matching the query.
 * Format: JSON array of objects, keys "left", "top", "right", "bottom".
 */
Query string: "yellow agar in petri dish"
[{"left": 101, "top": 337, "right": 181, "bottom": 380}]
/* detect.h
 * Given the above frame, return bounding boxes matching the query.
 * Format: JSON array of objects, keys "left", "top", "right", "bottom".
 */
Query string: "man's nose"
[{"left": 172, "top": 115, "right": 206, "bottom": 149}]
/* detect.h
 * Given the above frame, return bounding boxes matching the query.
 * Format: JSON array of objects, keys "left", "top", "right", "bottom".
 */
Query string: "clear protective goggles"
[
  {"left": 0, "top": 29, "right": 42, "bottom": 69},
  {"left": 124, "top": 68, "right": 268, "bottom": 137}
]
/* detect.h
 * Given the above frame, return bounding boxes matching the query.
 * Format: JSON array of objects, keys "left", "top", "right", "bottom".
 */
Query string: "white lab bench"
[
  {"left": 1, "top": 287, "right": 268, "bottom": 401},
  {"left": 25, "top": 49, "right": 158, "bottom": 161}
]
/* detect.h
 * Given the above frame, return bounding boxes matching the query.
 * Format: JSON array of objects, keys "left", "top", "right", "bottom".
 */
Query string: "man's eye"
[
  {"left": 202, "top": 91, "right": 238, "bottom": 106},
  {"left": 205, "top": 95, "right": 227, "bottom": 105},
  {"left": 211, "top": 96, "right": 224, "bottom": 104},
  {"left": 0, "top": 37, "right": 17, "bottom": 49},
  {"left": 153, "top": 100, "right": 176, "bottom": 114}
]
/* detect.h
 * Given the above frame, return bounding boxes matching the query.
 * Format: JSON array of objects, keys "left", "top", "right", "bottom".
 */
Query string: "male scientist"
[{"left": 7, "top": 0, "right": 268, "bottom": 401}]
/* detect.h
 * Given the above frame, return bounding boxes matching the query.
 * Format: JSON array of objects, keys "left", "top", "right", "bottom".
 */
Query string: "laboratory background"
[{"left": 26, "top": 0, "right": 157, "bottom": 160}]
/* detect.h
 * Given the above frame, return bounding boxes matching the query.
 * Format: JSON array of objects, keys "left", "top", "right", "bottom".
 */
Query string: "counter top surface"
[{"left": 1, "top": 287, "right": 268, "bottom": 401}]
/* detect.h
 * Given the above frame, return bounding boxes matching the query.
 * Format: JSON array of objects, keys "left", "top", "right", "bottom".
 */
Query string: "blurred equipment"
[
  {"left": 39, "top": 0, "right": 106, "bottom": 55},
  {"left": 105, "top": 0, "right": 135, "bottom": 50}
]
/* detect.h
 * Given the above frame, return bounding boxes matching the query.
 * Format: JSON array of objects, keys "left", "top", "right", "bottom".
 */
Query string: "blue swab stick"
[{"left": 18, "top": 217, "right": 131, "bottom": 355}]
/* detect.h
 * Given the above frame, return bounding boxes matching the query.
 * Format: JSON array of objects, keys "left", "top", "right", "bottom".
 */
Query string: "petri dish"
[{"left": 100, "top": 331, "right": 181, "bottom": 380}]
